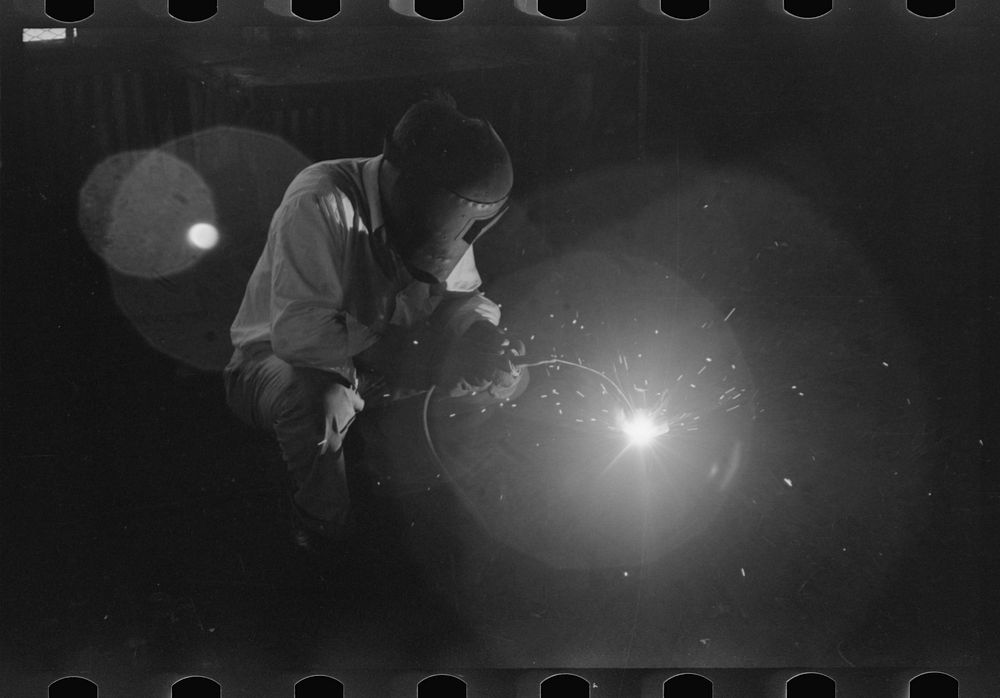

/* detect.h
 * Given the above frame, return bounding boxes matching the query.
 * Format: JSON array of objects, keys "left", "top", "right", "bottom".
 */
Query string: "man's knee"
[
  {"left": 277, "top": 366, "right": 347, "bottom": 421},
  {"left": 223, "top": 365, "right": 261, "bottom": 428}
]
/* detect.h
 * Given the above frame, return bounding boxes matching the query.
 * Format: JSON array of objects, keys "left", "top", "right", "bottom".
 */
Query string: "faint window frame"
[{"left": 22, "top": 28, "right": 78, "bottom": 45}]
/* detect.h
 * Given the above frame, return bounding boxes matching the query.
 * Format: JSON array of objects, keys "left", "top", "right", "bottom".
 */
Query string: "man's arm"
[
  {"left": 431, "top": 281, "right": 529, "bottom": 399},
  {"left": 431, "top": 291, "right": 502, "bottom": 339},
  {"left": 269, "top": 192, "right": 378, "bottom": 381},
  {"left": 430, "top": 245, "right": 502, "bottom": 338}
]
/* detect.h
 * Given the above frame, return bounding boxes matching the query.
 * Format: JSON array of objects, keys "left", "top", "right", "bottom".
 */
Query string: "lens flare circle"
[{"left": 78, "top": 149, "right": 217, "bottom": 278}]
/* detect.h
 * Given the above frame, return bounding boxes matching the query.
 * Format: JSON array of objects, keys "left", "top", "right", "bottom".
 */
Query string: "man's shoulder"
[{"left": 286, "top": 157, "right": 372, "bottom": 203}]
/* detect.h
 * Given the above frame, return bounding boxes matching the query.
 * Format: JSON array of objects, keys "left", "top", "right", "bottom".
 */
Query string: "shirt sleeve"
[
  {"left": 269, "top": 192, "right": 378, "bottom": 375},
  {"left": 431, "top": 245, "right": 502, "bottom": 338},
  {"left": 431, "top": 291, "right": 502, "bottom": 338}
]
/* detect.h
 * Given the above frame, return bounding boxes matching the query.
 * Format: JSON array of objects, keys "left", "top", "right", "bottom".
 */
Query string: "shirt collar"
[
  {"left": 363, "top": 154, "right": 415, "bottom": 288},
  {"left": 362, "top": 154, "right": 385, "bottom": 232}
]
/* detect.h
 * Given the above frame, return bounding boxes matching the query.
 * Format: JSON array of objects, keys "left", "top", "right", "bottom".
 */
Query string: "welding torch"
[{"left": 507, "top": 351, "right": 552, "bottom": 369}]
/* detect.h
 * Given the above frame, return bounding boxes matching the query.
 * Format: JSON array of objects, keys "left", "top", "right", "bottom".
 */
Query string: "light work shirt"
[{"left": 230, "top": 155, "right": 501, "bottom": 385}]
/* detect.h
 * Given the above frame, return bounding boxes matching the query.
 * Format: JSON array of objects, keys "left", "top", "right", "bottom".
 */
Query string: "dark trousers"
[{"left": 223, "top": 342, "right": 528, "bottom": 525}]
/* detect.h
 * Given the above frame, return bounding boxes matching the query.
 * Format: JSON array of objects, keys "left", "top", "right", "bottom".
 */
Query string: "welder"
[{"left": 223, "top": 94, "right": 529, "bottom": 549}]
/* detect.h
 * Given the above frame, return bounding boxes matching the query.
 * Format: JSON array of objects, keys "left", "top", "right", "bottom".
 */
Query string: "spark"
[
  {"left": 783, "top": 478, "right": 793, "bottom": 487},
  {"left": 723, "top": 307, "right": 736, "bottom": 322}
]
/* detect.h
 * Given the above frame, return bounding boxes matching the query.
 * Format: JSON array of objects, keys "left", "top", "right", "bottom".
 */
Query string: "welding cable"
[
  {"left": 422, "top": 385, "right": 446, "bottom": 471},
  {"left": 518, "top": 358, "right": 632, "bottom": 410},
  {"left": 421, "top": 358, "right": 636, "bottom": 473}
]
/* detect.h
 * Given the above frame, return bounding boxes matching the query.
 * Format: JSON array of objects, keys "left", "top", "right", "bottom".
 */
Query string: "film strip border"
[
  {"left": 4, "top": 0, "right": 981, "bottom": 24},
  {"left": 18, "top": 669, "right": 994, "bottom": 696},
  {"left": 3, "top": 2, "right": 993, "bottom": 697}
]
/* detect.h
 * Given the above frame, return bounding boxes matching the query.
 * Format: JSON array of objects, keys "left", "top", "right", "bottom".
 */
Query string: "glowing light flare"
[
  {"left": 619, "top": 408, "right": 669, "bottom": 448},
  {"left": 186, "top": 222, "right": 219, "bottom": 249}
]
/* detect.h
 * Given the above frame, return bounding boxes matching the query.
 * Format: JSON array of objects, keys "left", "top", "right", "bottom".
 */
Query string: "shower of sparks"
[
  {"left": 520, "top": 351, "right": 743, "bottom": 453},
  {"left": 503, "top": 300, "right": 752, "bottom": 477}
]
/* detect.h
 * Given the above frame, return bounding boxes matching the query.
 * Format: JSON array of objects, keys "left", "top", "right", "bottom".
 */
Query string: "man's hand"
[
  {"left": 458, "top": 321, "right": 511, "bottom": 385},
  {"left": 489, "top": 336, "right": 526, "bottom": 393},
  {"left": 319, "top": 383, "right": 365, "bottom": 455},
  {"left": 437, "top": 322, "right": 524, "bottom": 396}
]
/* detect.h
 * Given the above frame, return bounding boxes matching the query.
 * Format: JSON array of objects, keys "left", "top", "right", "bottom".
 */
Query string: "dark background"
[{"left": 1, "top": 4, "right": 997, "bottom": 696}]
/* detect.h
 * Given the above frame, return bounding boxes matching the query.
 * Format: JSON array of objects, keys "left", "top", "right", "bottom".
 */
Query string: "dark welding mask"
[
  {"left": 384, "top": 171, "right": 510, "bottom": 284},
  {"left": 382, "top": 98, "right": 513, "bottom": 284}
]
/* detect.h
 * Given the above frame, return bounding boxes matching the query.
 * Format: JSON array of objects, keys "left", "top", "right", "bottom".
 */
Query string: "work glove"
[
  {"left": 489, "top": 336, "right": 526, "bottom": 395},
  {"left": 319, "top": 382, "right": 365, "bottom": 455},
  {"left": 437, "top": 321, "right": 524, "bottom": 397}
]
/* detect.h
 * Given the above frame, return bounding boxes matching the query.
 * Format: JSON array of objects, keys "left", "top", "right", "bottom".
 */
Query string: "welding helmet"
[{"left": 381, "top": 98, "right": 513, "bottom": 284}]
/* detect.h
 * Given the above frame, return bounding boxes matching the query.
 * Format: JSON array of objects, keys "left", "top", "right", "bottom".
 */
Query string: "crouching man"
[{"left": 223, "top": 94, "right": 529, "bottom": 548}]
